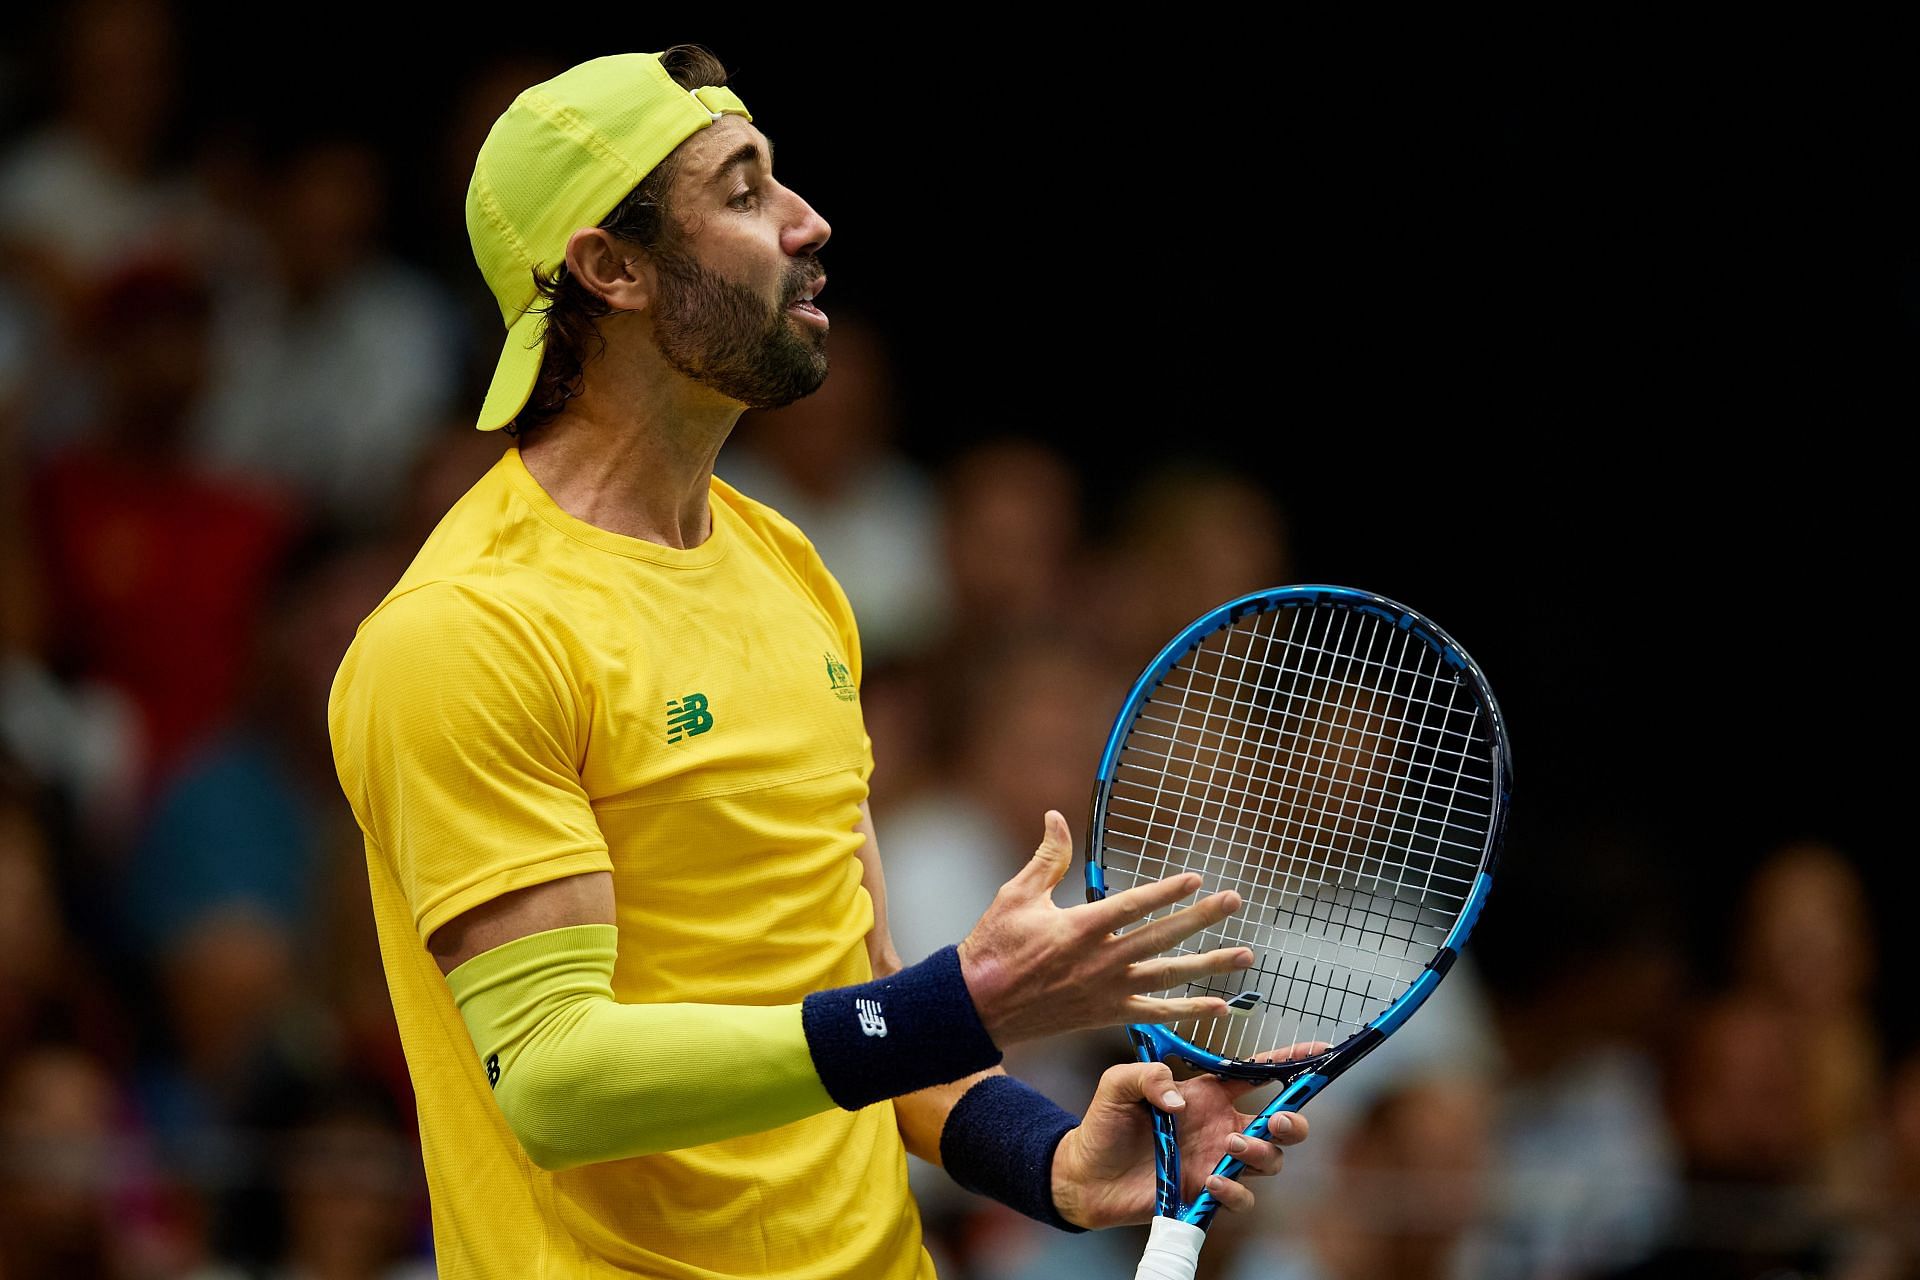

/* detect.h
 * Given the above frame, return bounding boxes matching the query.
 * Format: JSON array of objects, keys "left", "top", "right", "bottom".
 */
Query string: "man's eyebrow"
[{"left": 705, "top": 136, "right": 774, "bottom": 186}]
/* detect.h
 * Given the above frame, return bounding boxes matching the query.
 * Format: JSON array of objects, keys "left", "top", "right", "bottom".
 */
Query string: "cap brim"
[{"left": 475, "top": 305, "right": 547, "bottom": 432}]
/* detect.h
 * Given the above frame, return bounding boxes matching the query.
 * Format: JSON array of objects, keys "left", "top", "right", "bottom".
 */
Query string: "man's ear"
[{"left": 563, "top": 226, "right": 653, "bottom": 313}]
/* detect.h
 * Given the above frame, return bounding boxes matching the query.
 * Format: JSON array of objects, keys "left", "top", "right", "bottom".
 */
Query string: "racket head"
[{"left": 1087, "top": 584, "right": 1510, "bottom": 1083}]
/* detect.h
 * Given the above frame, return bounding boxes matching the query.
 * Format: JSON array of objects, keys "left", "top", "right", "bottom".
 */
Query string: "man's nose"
[{"left": 785, "top": 193, "right": 830, "bottom": 258}]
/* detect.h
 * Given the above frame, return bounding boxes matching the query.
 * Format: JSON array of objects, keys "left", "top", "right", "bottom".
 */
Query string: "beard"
[{"left": 647, "top": 240, "right": 829, "bottom": 410}]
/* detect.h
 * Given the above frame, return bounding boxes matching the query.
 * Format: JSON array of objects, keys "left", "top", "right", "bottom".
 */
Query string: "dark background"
[{"left": 5, "top": 11, "right": 1908, "bottom": 1029}]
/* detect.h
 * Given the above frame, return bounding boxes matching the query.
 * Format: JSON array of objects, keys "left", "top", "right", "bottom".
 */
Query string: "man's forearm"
[
  {"left": 450, "top": 923, "right": 1003, "bottom": 1170},
  {"left": 904, "top": 1068, "right": 1087, "bottom": 1232},
  {"left": 894, "top": 1066, "right": 1006, "bottom": 1164}
]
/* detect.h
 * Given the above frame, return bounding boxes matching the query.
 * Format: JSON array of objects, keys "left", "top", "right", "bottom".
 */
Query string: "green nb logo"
[{"left": 666, "top": 693, "right": 714, "bottom": 744}]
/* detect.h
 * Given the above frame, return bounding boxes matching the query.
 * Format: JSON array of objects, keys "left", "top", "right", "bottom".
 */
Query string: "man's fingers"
[
  {"left": 1202, "top": 1174, "right": 1256, "bottom": 1213},
  {"left": 1007, "top": 810, "right": 1075, "bottom": 897},
  {"left": 1222, "top": 1110, "right": 1309, "bottom": 1144},
  {"left": 1209, "top": 1045, "right": 1335, "bottom": 1100},
  {"left": 1084, "top": 871, "right": 1206, "bottom": 932},
  {"left": 1247, "top": 1041, "right": 1332, "bottom": 1065},
  {"left": 1222, "top": 1133, "right": 1284, "bottom": 1176},
  {"left": 1127, "top": 994, "right": 1231, "bottom": 1024},
  {"left": 1126, "top": 947, "right": 1254, "bottom": 993},
  {"left": 1097, "top": 1060, "right": 1186, "bottom": 1114},
  {"left": 1119, "top": 891, "right": 1243, "bottom": 958}
]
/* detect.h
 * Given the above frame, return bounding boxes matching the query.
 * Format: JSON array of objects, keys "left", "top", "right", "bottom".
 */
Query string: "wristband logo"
[{"left": 855, "top": 997, "right": 888, "bottom": 1037}]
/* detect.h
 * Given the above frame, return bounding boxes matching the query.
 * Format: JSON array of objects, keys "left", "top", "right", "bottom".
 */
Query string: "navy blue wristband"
[
  {"left": 801, "top": 944, "right": 1002, "bottom": 1110},
  {"left": 939, "top": 1074, "right": 1085, "bottom": 1233}
]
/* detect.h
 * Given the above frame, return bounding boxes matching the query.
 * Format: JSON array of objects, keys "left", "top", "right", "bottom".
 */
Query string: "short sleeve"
[{"left": 327, "top": 582, "right": 612, "bottom": 944}]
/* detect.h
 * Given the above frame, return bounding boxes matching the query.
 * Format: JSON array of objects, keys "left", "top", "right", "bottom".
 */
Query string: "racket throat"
[{"left": 1128, "top": 1027, "right": 1187, "bottom": 1220}]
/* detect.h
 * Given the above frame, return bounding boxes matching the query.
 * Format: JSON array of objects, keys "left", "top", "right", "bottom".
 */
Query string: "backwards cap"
[{"left": 465, "top": 53, "right": 751, "bottom": 432}]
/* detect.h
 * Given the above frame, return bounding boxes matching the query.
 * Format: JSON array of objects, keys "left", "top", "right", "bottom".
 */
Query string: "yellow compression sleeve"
[{"left": 444, "top": 923, "right": 835, "bottom": 1171}]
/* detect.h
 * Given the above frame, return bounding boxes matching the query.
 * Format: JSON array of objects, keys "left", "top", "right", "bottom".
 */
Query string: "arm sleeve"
[
  {"left": 447, "top": 924, "right": 835, "bottom": 1171},
  {"left": 327, "top": 582, "right": 613, "bottom": 944},
  {"left": 450, "top": 923, "right": 1005, "bottom": 1170}
]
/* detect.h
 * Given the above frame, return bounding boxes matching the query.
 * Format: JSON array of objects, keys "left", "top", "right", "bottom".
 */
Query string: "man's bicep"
[{"left": 430, "top": 871, "right": 615, "bottom": 974}]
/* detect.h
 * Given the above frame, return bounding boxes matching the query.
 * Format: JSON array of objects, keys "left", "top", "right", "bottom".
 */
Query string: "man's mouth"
[{"left": 787, "top": 275, "right": 828, "bottom": 326}]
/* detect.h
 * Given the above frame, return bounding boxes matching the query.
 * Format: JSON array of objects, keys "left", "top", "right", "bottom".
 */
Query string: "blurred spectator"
[
  {"left": 188, "top": 1076, "right": 430, "bottom": 1280},
  {"left": 123, "top": 532, "right": 417, "bottom": 1150},
  {"left": 0, "top": 767, "right": 124, "bottom": 1066},
  {"left": 859, "top": 437, "right": 1085, "bottom": 816},
  {"left": 934, "top": 437, "right": 1085, "bottom": 651},
  {"left": 29, "top": 254, "right": 299, "bottom": 803},
  {"left": 121, "top": 535, "right": 389, "bottom": 955},
  {"left": 1598, "top": 996, "right": 1850, "bottom": 1280},
  {"left": 266, "top": 1096, "right": 429, "bottom": 1280},
  {"left": 858, "top": 658, "right": 939, "bottom": 816},
  {"left": 1860, "top": 1045, "right": 1920, "bottom": 1277},
  {"left": 0, "top": 0, "right": 190, "bottom": 308},
  {"left": 880, "top": 635, "right": 1117, "bottom": 967},
  {"left": 1732, "top": 842, "right": 1881, "bottom": 1204},
  {"left": 1, "top": 316, "right": 37, "bottom": 652},
  {"left": 1223, "top": 1076, "right": 1498, "bottom": 1280},
  {"left": 1092, "top": 465, "right": 1290, "bottom": 668},
  {"left": 0, "top": 0, "right": 225, "bottom": 452},
  {"left": 724, "top": 312, "right": 947, "bottom": 663},
  {"left": 191, "top": 134, "right": 462, "bottom": 531},
  {"left": 1472, "top": 830, "right": 1685, "bottom": 1280},
  {"left": 138, "top": 907, "right": 298, "bottom": 1147},
  {"left": 0, "top": 1045, "right": 146, "bottom": 1279}
]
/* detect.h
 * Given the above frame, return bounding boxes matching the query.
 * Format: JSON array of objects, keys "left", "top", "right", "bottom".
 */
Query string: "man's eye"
[{"left": 729, "top": 189, "right": 758, "bottom": 209}]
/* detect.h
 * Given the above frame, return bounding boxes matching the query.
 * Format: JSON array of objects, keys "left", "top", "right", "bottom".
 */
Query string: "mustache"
[{"left": 785, "top": 259, "right": 825, "bottom": 303}]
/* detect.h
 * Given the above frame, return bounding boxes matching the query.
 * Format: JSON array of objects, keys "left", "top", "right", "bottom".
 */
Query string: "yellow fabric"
[
  {"left": 444, "top": 924, "right": 834, "bottom": 1170},
  {"left": 328, "top": 448, "right": 929, "bottom": 1279},
  {"left": 466, "top": 54, "right": 752, "bottom": 432}
]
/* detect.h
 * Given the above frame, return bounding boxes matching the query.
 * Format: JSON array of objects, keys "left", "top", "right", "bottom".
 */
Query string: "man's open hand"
[{"left": 956, "top": 811, "right": 1253, "bottom": 1047}]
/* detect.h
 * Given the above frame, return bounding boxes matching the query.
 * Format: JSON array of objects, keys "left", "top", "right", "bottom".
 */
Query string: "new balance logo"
[
  {"left": 855, "top": 998, "right": 887, "bottom": 1037},
  {"left": 666, "top": 693, "right": 713, "bottom": 743}
]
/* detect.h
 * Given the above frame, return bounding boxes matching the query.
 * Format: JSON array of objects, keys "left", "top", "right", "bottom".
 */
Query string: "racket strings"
[
  {"left": 1212, "top": 607, "right": 1481, "bottom": 1055},
  {"left": 1099, "top": 602, "right": 1496, "bottom": 1061}
]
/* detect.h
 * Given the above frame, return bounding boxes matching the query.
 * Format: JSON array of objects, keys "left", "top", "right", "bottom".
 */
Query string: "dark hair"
[{"left": 505, "top": 44, "right": 732, "bottom": 440}]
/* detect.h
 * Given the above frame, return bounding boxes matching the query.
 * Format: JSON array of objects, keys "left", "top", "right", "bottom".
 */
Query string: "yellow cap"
[{"left": 465, "top": 53, "right": 752, "bottom": 431}]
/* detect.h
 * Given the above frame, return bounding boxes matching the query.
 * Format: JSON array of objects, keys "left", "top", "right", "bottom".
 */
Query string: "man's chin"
[{"left": 746, "top": 372, "right": 829, "bottom": 411}]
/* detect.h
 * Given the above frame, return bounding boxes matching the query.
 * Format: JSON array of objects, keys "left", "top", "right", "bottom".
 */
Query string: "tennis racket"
[{"left": 1087, "top": 585, "right": 1511, "bottom": 1280}]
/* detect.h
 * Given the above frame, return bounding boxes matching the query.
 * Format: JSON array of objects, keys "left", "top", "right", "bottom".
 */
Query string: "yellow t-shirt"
[{"left": 327, "top": 447, "right": 934, "bottom": 1280}]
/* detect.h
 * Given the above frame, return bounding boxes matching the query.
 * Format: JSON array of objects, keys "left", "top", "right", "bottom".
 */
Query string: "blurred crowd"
[{"left": 0, "top": 4, "right": 1913, "bottom": 1279}]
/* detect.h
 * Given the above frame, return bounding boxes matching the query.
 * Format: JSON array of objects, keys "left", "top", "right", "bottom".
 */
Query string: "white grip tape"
[{"left": 1133, "top": 1216, "right": 1206, "bottom": 1280}]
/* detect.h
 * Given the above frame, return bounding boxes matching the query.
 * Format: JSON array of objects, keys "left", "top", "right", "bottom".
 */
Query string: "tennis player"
[{"left": 327, "top": 47, "right": 1307, "bottom": 1279}]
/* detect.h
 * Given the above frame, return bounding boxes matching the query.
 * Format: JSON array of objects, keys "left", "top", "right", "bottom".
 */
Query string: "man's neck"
[{"left": 517, "top": 365, "right": 742, "bottom": 550}]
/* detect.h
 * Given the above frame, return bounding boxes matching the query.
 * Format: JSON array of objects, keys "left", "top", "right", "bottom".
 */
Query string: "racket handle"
[{"left": 1134, "top": 1216, "right": 1206, "bottom": 1280}]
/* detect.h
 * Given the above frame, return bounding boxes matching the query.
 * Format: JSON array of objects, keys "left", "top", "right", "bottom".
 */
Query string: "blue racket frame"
[{"left": 1084, "top": 584, "right": 1511, "bottom": 1229}]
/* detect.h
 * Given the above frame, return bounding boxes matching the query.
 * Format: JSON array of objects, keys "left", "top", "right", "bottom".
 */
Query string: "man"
[{"left": 327, "top": 47, "right": 1308, "bottom": 1279}]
